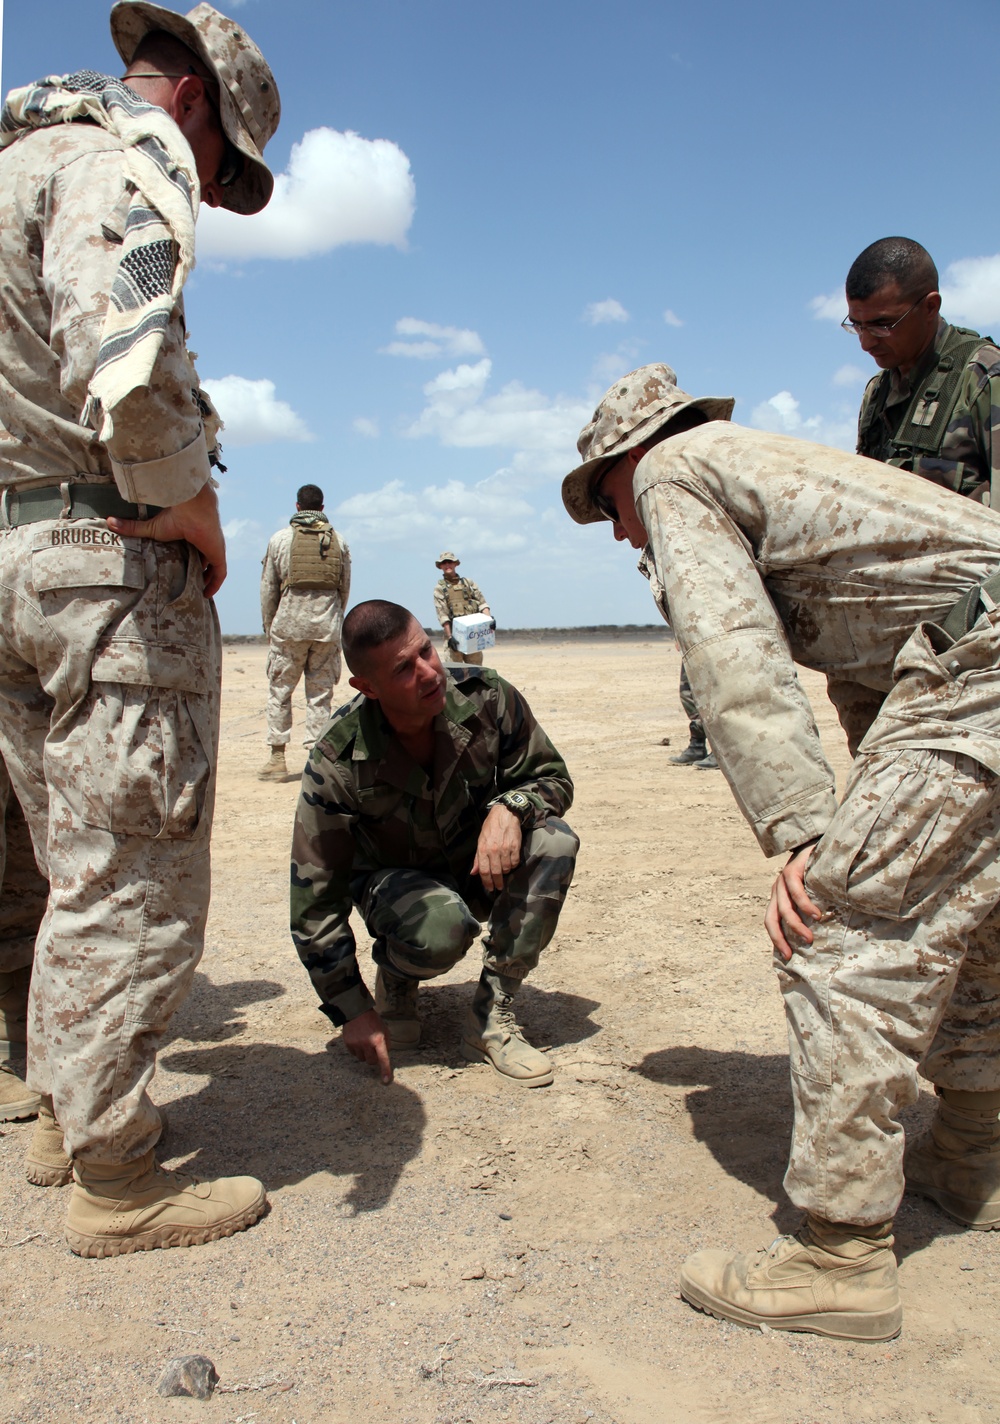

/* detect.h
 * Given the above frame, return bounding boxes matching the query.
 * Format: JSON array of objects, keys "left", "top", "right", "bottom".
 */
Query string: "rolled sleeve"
[
  {"left": 109, "top": 426, "right": 211, "bottom": 507},
  {"left": 638, "top": 474, "right": 839, "bottom": 856}
]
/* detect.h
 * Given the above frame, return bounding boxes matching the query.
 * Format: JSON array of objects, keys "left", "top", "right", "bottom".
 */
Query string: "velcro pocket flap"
[
  {"left": 91, "top": 638, "right": 210, "bottom": 694},
  {"left": 31, "top": 530, "right": 144, "bottom": 593}
]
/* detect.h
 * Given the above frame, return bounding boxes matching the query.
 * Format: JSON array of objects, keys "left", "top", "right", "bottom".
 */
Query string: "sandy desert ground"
[{"left": 2, "top": 633, "right": 999, "bottom": 1424}]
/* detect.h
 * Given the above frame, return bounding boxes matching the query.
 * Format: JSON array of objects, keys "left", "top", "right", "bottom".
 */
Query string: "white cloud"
[
  {"left": 220, "top": 517, "right": 264, "bottom": 556},
  {"left": 196, "top": 127, "right": 415, "bottom": 260},
  {"left": 750, "top": 389, "right": 855, "bottom": 451},
  {"left": 941, "top": 254, "right": 1000, "bottom": 326},
  {"left": 810, "top": 291, "right": 844, "bottom": 322},
  {"left": 381, "top": 318, "right": 486, "bottom": 360},
  {"left": 832, "top": 364, "right": 868, "bottom": 388},
  {"left": 663, "top": 309, "right": 684, "bottom": 328},
  {"left": 335, "top": 478, "right": 535, "bottom": 553},
  {"left": 202, "top": 375, "right": 313, "bottom": 445},
  {"left": 352, "top": 417, "right": 380, "bottom": 439},
  {"left": 583, "top": 298, "right": 629, "bottom": 326},
  {"left": 404, "top": 359, "right": 591, "bottom": 474},
  {"left": 590, "top": 343, "right": 643, "bottom": 388}
]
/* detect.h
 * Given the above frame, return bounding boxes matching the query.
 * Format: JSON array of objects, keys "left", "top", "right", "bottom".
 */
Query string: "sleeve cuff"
[
  {"left": 110, "top": 428, "right": 212, "bottom": 507},
  {"left": 319, "top": 982, "right": 376, "bottom": 1028}
]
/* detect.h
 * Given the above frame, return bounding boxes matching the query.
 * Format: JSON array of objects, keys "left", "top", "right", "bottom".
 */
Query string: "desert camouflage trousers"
[
  {"left": 0, "top": 757, "right": 47, "bottom": 978},
  {"left": 443, "top": 645, "right": 484, "bottom": 667},
  {"left": 0, "top": 519, "right": 220, "bottom": 1164},
  {"left": 357, "top": 818, "right": 579, "bottom": 982},
  {"left": 782, "top": 619, "right": 1000, "bottom": 1225},
  {"left": 266, "top": 636, "right": 342, "bottom": 748}
]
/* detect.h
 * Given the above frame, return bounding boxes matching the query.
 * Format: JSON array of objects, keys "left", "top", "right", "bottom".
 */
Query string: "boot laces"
[
  {"left": 492, "top": 995, "right": 519, "bottom": 1034},
  {"left": 383, "top": 978, "right": 416, "bottom": 1014}
]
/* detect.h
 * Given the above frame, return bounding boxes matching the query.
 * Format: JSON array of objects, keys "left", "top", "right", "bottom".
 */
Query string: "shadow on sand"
[
  {"left": 157, "top": 971, "right": 600, "bottom": 1216},
  {"left": 634, "top": 1043, "right": 963, "bottom": 1257}
]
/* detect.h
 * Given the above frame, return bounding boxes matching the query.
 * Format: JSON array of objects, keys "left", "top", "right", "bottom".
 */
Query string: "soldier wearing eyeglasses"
[
  {"left": 0, "top": 2, "right": 280, "bottom": 1257},
  {"left": 844, "top": 236, "right": 1000, "bottom": 506}
]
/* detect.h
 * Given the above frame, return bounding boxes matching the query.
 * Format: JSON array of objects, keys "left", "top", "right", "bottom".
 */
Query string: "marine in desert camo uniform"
[
  {"left": 258, "top": 483, "right": 351, "bottom": 781},
  {"left": 0, "top": 1, "right": 280, "bottom": 1255},
  {"left": 563, "top": 362, "right": 1000, "bottom": 1342},
  {"left": 433, "top": 550, "right": 492, "bottom": 665}
]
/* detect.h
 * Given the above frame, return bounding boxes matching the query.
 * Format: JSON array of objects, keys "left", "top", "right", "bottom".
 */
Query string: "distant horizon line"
[{"left": 222, "top": 623, "right": 672, "bottom": 644}]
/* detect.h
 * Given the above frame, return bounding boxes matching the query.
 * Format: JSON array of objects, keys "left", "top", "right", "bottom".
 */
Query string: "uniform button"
[{"left": 949, "top": 660, "right": 962, "bottom": 674}]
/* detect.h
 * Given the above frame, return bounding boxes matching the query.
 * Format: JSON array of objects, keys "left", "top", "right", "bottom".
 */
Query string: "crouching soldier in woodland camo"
[
  {"left": 290, "top": 600, "right": 578, "bottom": 1087},
  {"left": 564, "top": 362, "right": 1000, "bottom": 1342}
]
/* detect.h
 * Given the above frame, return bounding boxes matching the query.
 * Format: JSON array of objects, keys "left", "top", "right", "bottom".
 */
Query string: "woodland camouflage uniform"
[
  {"left": 290, "top": 665, "right": 578, "bottom": 1026},
  {"left": 858, "top": 317, "right": 1000, "bottom": 502}
]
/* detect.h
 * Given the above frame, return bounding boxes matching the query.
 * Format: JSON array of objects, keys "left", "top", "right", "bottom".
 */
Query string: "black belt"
[
  {"left": 0, "top": 483, "right": 161, "bottom": 528},
  {"left": 938, "top": 570, "right": 1000, "bottom": 644}
]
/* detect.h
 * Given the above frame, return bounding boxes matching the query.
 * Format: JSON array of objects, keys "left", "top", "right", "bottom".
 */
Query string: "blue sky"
[{"left": 4, "top": 0, "right": 1000, "bottom": 631}]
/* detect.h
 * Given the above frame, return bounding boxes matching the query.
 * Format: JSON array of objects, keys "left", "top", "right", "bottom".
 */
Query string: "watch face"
[{"left": 505, "top": 792, "right": 529, "bottom": 810}]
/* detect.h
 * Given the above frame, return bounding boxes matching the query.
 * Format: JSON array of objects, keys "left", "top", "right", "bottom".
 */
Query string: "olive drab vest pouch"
[
  {"left": 858, "top": 326, "right": 990, "bottom": 471},
  {"left": 444, "top": 578, "right": 481, "bottom": 619},
  {"left": 284, "top": 519, "right": 342, "bottom": 591}
]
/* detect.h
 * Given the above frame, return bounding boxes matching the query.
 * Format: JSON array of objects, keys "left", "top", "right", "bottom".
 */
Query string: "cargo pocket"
[{"left": 807, "top": 749, "right": 995, "bottom": 921}]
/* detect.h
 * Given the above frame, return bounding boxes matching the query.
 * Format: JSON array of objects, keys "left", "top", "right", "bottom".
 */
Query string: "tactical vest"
[
  {"left": 442, "top": 577, "right": 481, "bottom": 618},
  {"left": 858, "top": 325, "right": 990, "bottom": 472},
  {"left": 284, "top": 519, "right": 343, "bottom": 591}
]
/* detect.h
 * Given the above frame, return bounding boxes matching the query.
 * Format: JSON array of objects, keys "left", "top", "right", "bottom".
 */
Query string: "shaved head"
[
  {"left": 846, "top": 237, "right": 939, "bottom": 304},
  {"left": 342, "top": 600, "right": 419, "bottom": 676}
]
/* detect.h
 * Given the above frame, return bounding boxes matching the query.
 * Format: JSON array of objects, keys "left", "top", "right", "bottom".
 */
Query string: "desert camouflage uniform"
[
  {"left": 290, "top": 665, "right": 578, "bottom": 1026},
  {"left": 0, "top": 759, "right": 47, "bottom": 981},
  {"left": 260, "top": 515, "right": 351, "bottom": 748},
  {"left": 634, "top": 421, "right": 1000, "bottom": 1225},
  {"left": 434, "top": 574, "right": 489, "bottom": 666},
  {"left": 0, "top": 99, "right": 223, "bottom": 1163},
  {"left": 857, "top": 317, "right": 1000, "bottom": 502}
]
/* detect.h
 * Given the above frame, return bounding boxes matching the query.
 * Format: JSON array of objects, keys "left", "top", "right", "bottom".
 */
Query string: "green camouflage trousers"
[
  {"left": 358, "top": 818, "right": 578, "bottom": 981},
  {"left": 0, "top": 521, "right": 220, "bottom": 1164},
  {"left": 782, "top": 746, "right": 1000, "bottom": 1226},
  {"left": 266, "top": 636, "right": 342, "bottom": 748},
  {"left": 677, "top": 661, "right": 705, "bottom": 742},
  {"left": 0, "top": 757, "right": 47, "bottom": 979}
]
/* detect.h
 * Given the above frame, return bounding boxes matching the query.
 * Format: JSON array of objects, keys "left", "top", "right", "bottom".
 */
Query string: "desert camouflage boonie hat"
[
  {"left": 561, "top": 364, "right": 735, "bottom": 525},
  {"left": 435, "top": 551, "right": 460, "bottom": 567},
  {"left": 110, "top": 1, "right": 280, "bottom": 215}
]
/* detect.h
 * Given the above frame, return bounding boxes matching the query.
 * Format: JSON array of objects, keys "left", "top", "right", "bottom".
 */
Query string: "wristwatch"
[{"left": 491, "top": 790, "right": 533, "bottom": 823}]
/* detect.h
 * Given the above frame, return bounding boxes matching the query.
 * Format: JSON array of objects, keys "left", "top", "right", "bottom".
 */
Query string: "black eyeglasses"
[
  {"left": 592, "top": 480, "right": 619, "bottom": 524},
  {"left": 841, "top": 296, "right": 927, "bottom": 337},
  {"left": 217, "top": 137, "right": 244, "bottom": 189}
]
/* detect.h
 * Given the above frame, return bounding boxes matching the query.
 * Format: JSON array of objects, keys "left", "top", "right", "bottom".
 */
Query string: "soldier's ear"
[{"left": 349, "top": 674, "right": 378, "bottom": 699}]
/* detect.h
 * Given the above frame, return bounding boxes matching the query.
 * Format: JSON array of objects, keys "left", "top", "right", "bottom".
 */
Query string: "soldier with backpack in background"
[{"left": 259, "top": 484, "right": 351, "bottom": 780}]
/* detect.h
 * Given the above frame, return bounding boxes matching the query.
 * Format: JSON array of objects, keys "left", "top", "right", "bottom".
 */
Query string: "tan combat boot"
[
  {"left": 26, "top": 1097, "right": 171, "bottom": 1188},
  {"left": 0, "top": 966, "right": 40, "bottom": 1121},
  {"left": 679, "top": 1215, "right": 902, "bottom": 1341},
  {"left": 905, "top": 1087, "right": 1000, "bottom": 1229},
  {"left": 375, "top": 967, "right": 421, "bottom": 1048},
  {"left": 257, "top": 745, "right": 287, "bottom": 781},
  {"left": 66, "top": 1152, "right": 267, "bottom": 1257},
  {"left": 461, "top": 969, "right": 553, "bottom": 1087},
  {"left": 25, "top": 1095, "right": 72, "bottom": 1187}
]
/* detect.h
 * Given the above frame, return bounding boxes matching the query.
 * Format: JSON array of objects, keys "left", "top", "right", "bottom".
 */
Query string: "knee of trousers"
[
  {"left": 520, "top": 818, "right": 579, "bottom": 893},
  {"left": 363, "top": 870, "right": 480, "bottom": 978}
]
